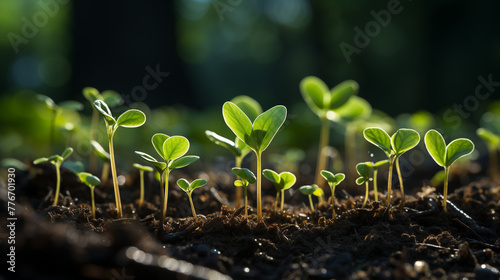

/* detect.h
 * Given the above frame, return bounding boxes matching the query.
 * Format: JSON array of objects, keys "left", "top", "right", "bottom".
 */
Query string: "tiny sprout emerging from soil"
[
  {"left": 223, "top": 102, "right": 287, "bottom": 222},
  {"left": 263, "top": 169, "right": 296, "bottom": 214},
  {"left": 232, "top": 167, "right": 256, "bottom": 219},
  {"left": 177, "top": 178, "right": 208, "bottom": 221},
  {"left": 94, "top": 100, "right": 146, "bottom": 218},
  {"left": 364, "top": 160, "right": 389, "bottom": 201},
  {"left": 90, "top": 140, "right": 110, "bottom": 185},
  {"left": 363, "top": 127, "right": 420, "bottom": 207},
  {"left": 299, "top": 184, "right": 322, "bottom": 212},
  {"left": 355, "top": 163, "right": 371, "bottom": 208},
  {"left": 78, "top": 172, "right": 101, "bottom": 218},
  {"left": 34, "top": 147, "right": 73, "bottom": 206},
  {"left": 425, "top": 129, "right": 474, "bottom": 212},
  {"left": 136, "top": 133, "right": 199, "bottom": 226},
  {"left": 133, "top": 163, "right": 154, "bottom": 209},
  {"left": 320, "top": 170, "right": 345, "bottom": 216},
  {"left": 300, "top": 76, "right": 358, "bottom": 190}
]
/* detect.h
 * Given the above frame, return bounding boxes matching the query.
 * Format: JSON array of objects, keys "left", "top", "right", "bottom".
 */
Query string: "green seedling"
[
  {"left": 136, "top": 133, "right": 199, "bottom": 227},
  {"left": 364, "top": 160, "right": 389, "bottom": 201},
  {"left": 223, "top": 102, "right": 287, "bottom": 222},
  {"left": 94, "top": 100, "right": 146, "bottom": 218},
  {"left": 363, "top": 127, "right": 420, "bottom": 207},
  {"left": 232, "top": 167, "right": 256, "bottom": 219},
  {"left": 133, "top": 163, "right": 154, "bottom": 209},
  {"left": 477, "top": 112, "right": 500, "bottom": 180},
  {"left": 320, "top": 170, "right": 345, "bottom": 216},
  {"left": 300, "top": 76, "right": 358, "bottom": 189},
  {"left": 299, "top": 184, "right": 323, "bottom": 212},
  {"left": 90, "top": 140, "right": 110, "bottom": 185},
  {"left": 33, "top": 147, "right": 73, "bottom": 206},
  {"left": 37, "top": 94, "right": 83, "bottom": 154},
  {"left": 425, "top": 129, "right": 474, "bottom": 212},
  {"left": 263, "top": 169, "right": 296, "bottom": 214},
  {"left": 78, "top": 172, "right": 101, "bottom": 218},
  {"left": 355, "top": 163, "right": 371, "bottom": 208},
  {"left": 177, "top": 178, "right": 208, "bottom": 221},
  {"left": 83, "top": 87, "right": 123, "bottom": 173}
]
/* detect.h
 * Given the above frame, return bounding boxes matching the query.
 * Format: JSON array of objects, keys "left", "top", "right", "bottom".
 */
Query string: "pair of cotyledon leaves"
[
  {"left": 355, "top": 160, "right": 389, "bottom": 185},
  {"left": 424, "top": 129, "right": 474, "bottom": 168},
  {"left": 94, "top": 100, "right": 146, "bottom": 129},
  {"left": 78, "top": 172, "right": 101, "bottom": 187},
  {"left": 34, "top": 147, "right": 74, "bottom": 165},
  {"left": 320, "top": 170, "right": 345, "bottom": 189},
  {"left": 263, "top": 169, "right": 296, "bottom": 192},
  {"left": 232, "top": 167, "right": 256, "bottom": 187},
  {"left": 177, "top": 178, "right": 207, "bottom": 195}
]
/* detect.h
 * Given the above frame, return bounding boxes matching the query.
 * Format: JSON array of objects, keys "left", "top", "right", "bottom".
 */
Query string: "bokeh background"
[{"left": 1, "top": 0, "right": 499, "bottom": 182}]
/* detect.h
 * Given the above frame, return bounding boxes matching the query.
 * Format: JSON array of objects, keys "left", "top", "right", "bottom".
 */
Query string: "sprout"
[
  {"left": 476, "top": 112, "right": 500, "bottom": 181},
  {"left": 355, "top": 163, "right": 370, "bottom": 208},
  {"left": 177, "top": 178, "right": 208, "bottom": 221},
  {"left": 133, "top": 163, "right": 154, "bottom": 209},
  {"left": 363, "top": 127, "right": 420, "bottom": 207},
  {"left": 34, "top": 147, "right": 73, "bottom": 206},
  {"left": 320, "top": 170, "right": 345, "bottom": 216},
  {"left": 94, "top": 100, "right": 146, "bottom": 218},
  {"left": 232, "top": 167, "right": 256, "bottom": 219},
  {"left": 425, "top": 129, "right": 474, "bottom": 212},
  {"left": 90, "top": 140, "right": 110, "bottom": 185},
  {"left": 299, "top": 184, "right": 323, "bottom": 212},
  {"left": 136, "top": 134, "right": 199, "bottom": 228},
  {"left": 364, "top": 160, "right": 389, "bottom": 201},
  {"left": 262, "top": 169, "right": 296, "bottom": 214},
  {"left": 78, "top": 172, "right": 101, "bottom": 218},
  {"left": 223, "top": 102, "right": 287, "bottom": 222}
]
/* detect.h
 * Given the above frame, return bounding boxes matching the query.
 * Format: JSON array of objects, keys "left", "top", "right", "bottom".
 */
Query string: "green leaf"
[
  {"left": 300, "top": 76, "right": 328, "bottom": 115},
  {"left": 91, "top": 140, "right": 110, "bottom": 162},
  {"left": 135, "top": 151, "right": 167, "bottom": 171},
  {"left": 163, "top": 136, "right": 190, "bottom": 161},
  {"left": 152, "top": 133, "right": 169, "bottom": 158},
  {"left": 169, "top": 155, "right": 199, "bottom": 170},
  {"left": 58, "top": 101, "right": 83, "bottom": 111},
  {"left": 363, "top": 127, "right": 392, "bottom": 155},
  {"left": 101, "top": 90, "right": 123, "bottom": 107},
  {"left": 299, "top": 184, "right": 319, "bottom": 196},
  {"left": 231, "top": 95, "right": 262, "bottom": 121},
  {"left": 232, "top": 167, "right": 256, "bottom": 184},
  {"left": 329, "top": 80, "right": 358, "bottom": 109},
  {"left": 320, "top": 170, "right": 335, "bottom": 183},
  {"left": 79, "top": 172, "right": 101, "bottom": 186},
  {"left": 445, "top": 138, "right": 474, "bottom": 167},
  {"left": 262, "top": 169, "right": 295, "bottom": 191},
  {"left": 234, "top": 180, "right": 245, "bottom": 187},
  {"left": 222, "top": 102, "right": 254, "bottom": 148},
  {"left": 33, "top": 157, "right": 49, "bottom": 164},
  {"left": 313, "top": 187, "right": 324, "bottom": 197},
  {"left": 280, "top": 172, "right": 296, "bottom": 190},
  {"left": 251, "top": 105, "right": 287, "bottom": 152},
  {"left": 83, "top": 87, "right": 100, "bottom": 103},
  {"left": 373, "top": 159, "right": 389, "bottom": 168},
  {"left": 191, "top": 179, "right": 208, "bottom": 190},
  {"left": 356, "top": 177, "right": 367, "bottom": 185},
  {"left": 424, "top": 129, "right": 446, "bottom": 167},
  {"left": 327, "top": 96, "right": 372, "bottom": 122},
  {"left": 116, "top": 109, "right": 146, "bottom": 128},
  {"left": 335, "top": 173, "right": 346, "bottom": 184},
  {"left": 93, "top": 100, "right": 116, "bottom": 126},
  {"left": 62, "top": 147, "right": 73, "bottom": 160},
  {"left": 205, "top": 130, "right": 241, "bottom": 157},
  {"left": 477, "top": 128, "right": 500, "bottom": 147},
  {"left": 62, "top": 161, "right": 84, "bottom": 173},
  {"left": 391, "top": 128, "right": 420, "bottom": 156},
  {"left": 133, "top": 163, "right": 154, "bottom": 172},
  {"left": 263, "top": 169, "right": 280, "bottom": 185},
  {"left": 235, "top": 137, "right": 251, "bottom": 158},
  {"left": 177, "top": 178, "right": 190, "bottom": 192},
  {"left": 356, "top": 163, "right": 370, "bottom": 178}
]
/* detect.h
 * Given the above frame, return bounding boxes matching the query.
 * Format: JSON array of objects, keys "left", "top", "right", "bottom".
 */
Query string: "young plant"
[
  {"left": 320, "top": 170, "right": 345, "bottom": 216},
  {"left": 476, "top": 112, "right": 500, "bottom": 181},
  {"left": 364, "top": 160, "right": 389, "bottom": 201},
  {"left": 133, "top": 163, "right": 154, "bottom": 209},
  {"left": 262, "top": 169, "right": 296, "bottom": 214},
  {"left": 424, "top": 129, "right": 474, "bottom": 212},
  {"left": 83, "top": 87, "right": 123, "bottom": 173},
  {"left": 136, "top": 133, "right": 199, "bottom": 226},
  {"left": 223, "top": 102, "right": 287, "bottom": 222},
  {"left": 33, "top": 147, "right": 73, "bottom": 206},
  {"left": 299, "top": 184, "right": 322, "bottom": 212},
  {"left": 300, "top": 76, "right": 358, "bottom": 189},
  {"left": 90, "top": 140, "right": 110, "bottom": 185},
  {"left": 355, "top": 162, "right": 370, "bottom": 208},
  {"left": 78, "top": 172, "right": 101, "bottom": 218},
  {"left": 177, "top": 178, "right": 208, "bottom": 221},
  {"left": 363, "top": 127, "right": 420, "bottom": 207},
  {"left": 232, "top": 167, "right": 256, "bottom": 219},
  {"left": 94, "top": 100, "right": 146, "bottom": 218}
]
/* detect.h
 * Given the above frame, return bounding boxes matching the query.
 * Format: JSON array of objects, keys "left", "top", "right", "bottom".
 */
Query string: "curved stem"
[
  {"left": 256, "top": 152, "right": 262, "bottom": 222},
  {"left": 91, "top": 186, "right": 96, "bottom": 218},
  {"left": 314, "top": 117, "right": 330, "bottom": 188},
  {"left": 280, "top": 189, "right": 285, "bottom": 213},
  {"left": 443, "top": 167, "right": 450, "bottom": 212},
  {"left": 395, "top": 157, "right": 405, "bottom": 209},
  {"left": 362, "top": 181, "right": 369, "bottom": 208},
  {"left": 161, "top": 169, "right": 170, "bottom": 228},
  {"left": 386, "top": 157, "right": 394, "bottom": 206},
  {"left": 139, "top": 170, "right": 145, "bottom": 209},
  {"left": 308, "top": 195, "right": 315, "bottom": 212},
  {"left": 244, "top": 185, "right": 248, "bottom": 219},
  {"left": 188, "top": 193, "right": 197, "bottom": 221},
  {"left": 373, "top": 168, "right": 379, "bottom": 201},
  {"left": 108, "top": 132, "right": 123, "bottom": 218},
  {"left": 235, "top": 156, "right": 243, "bottom": 209},
  {"left": 53, "top": 162, "right": 61, "bottom": 206}
]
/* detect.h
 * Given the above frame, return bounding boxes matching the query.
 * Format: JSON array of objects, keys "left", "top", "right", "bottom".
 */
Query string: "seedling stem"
[
  {"left": 256, "top": 152, "right": 262, "bottom": 221},
  {"left": 108, "top": 133, "right": 123, "bottom": 218},
  {"left": 395, "top": 158, "right": 405, "bottom": 208}
]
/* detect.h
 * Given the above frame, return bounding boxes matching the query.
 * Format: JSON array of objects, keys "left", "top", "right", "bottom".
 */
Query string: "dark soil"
[{"left": 2, "top": 163, "right": 500, "bottom": 280}]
